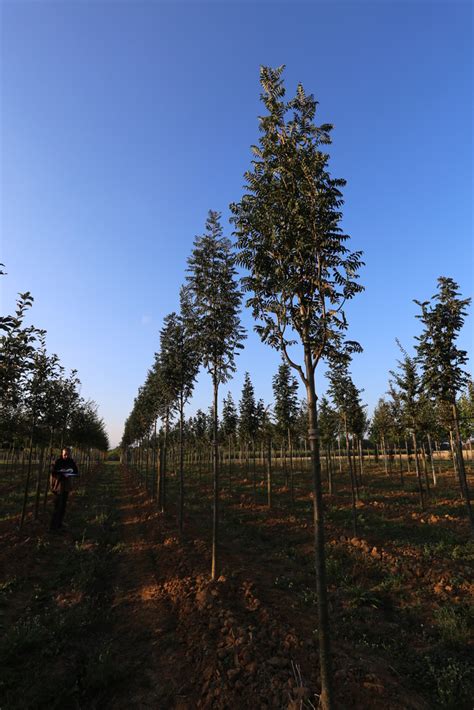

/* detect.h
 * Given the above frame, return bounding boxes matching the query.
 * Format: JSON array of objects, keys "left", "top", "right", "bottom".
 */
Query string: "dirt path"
[{"left": 106, "top": 474, "right": 187, "bottom": 708}]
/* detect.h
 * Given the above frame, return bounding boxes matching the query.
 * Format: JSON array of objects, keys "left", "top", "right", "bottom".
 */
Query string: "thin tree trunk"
[
  {"left": 211, "top": 377, "right": 219, "bottom": 580},
  {"left": 449, "top": 429, "right": 458, "bottom": 476},
  {"left": 345, "top": 422, "right": 358, "bottom": 537},
  {"left": 358, "top": 438, "right": 364, "bottom": 485},
  {"left": 421, "top": 443, "right": 430, "bottom": 493},
  {"left": 304, "top": 348, "right": 333, "bottom": 710},
  {"left": 381, "top": 436, "right": 389, "bottom": 476},
  {"left": 252, "top": 439, "right": 257, "bottom": 504},
  {"left": 451, "top": 403, "right": 474, "bottom": 533},
  {"left": 161, "top": 411, "right": 169, "bottom": 513},
  {"left": 145, "top": 440, "right": 150, "bottom": 494},
  {"left": 34, "top": 446, "right": 46, "bottom": 519},
  {"left": 427, "top": 433, "right": 437, "bottom": 487},
  {"left": 179, "top": 394, "right": 184, "bottom": 535},
  {"left": 288, "top": 432, "right": 295, "bottom": 504},
  {"left": 412, "top": 431, "right": 425, "bottom": 511},
  {"left": 266, "top": 437, "right": 272, "bottom": 508},
  {"left": 397, "top": 438, "right": 404, "bottom": 487},
  {"left": 43, "top": 430, "right": 55, "bottom": 511},
  {"left": 152, "top": 420, "right": 158, "bottom": 500},
  {"left": 20, "top": 432, "right": 35, "bottom": 529}
]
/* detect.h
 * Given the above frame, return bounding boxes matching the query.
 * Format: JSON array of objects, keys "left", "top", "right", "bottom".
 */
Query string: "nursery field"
[{"left": 0, "top": 459, "right": 472, "bottom": 709}]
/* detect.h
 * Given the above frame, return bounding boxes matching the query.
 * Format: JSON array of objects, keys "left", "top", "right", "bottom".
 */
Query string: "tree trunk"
[
  {"left": 427, "top": 433, "right": 437, "bottom": 487},
  {"left": 381, "top": 436, "right": 389, "bottom": 476},
  {"left": 358, "top": 438, "right": 364, "bottom": 485},
  {"left": 152, "top": 420, "right": 158, "bottom": 500},
  {"left": 43, "top": 429, "right": 55, "bottom": 511},
  {"left": 211, "top": 377, "right": 220, "bottom": 580},
  {"left": 405, "top": 437, "right": 411, "bottom": 473},
  {"left": 451, "top": 402, "right": 474, "bottom": 533},
  {"left": 304, "top": 347, "right": 333, "bottom": 710},
  {"left": 337, "top": 434, "right": 342, "bottom": 474},
  {"left": 161, "top": 411, "right": 169, "bottom": 513},
  {"left": 449, "top": 429, "right": 458, "bottom": 476},
  {"left": 266, "top": 437, "right": 272, "bottom": 508},
  {"left": 145, "top": 440, "right": 150, "bottom": 494},
  {"left": 289, "top": 431, "right": 294, "bottom": 505},
  {"left": 421, "top": 443, "right": 430, "bottom": 493},
  {"left": 34, "top": 446, "right": 46, "bottom": 519},
  {"left": 179, "top": 394, "right": 185, "bottom": 535},
  {"left": 412, "top": 431, "right": 425, "bottom": 511},
  {"left": 397, "top": 439, "right": 404, "bottom": 487},
  {"left": 20, "top": 432, "right": 35, "bottom": 529},
  {"left": 328, "top": 446, "right": 335, "bottom": 495},
  {"left": 345, "top": 421, "right": 358, "bottom": 537}
]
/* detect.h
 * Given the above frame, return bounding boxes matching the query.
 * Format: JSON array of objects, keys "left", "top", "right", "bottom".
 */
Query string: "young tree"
[
  {"left": 370, "top": 398, "right": 394, "bottom": 475},
  {"left": 415, "top": 277, "right": 473, "bottom": 531},
  {"left": 318, "top": 396, "right": 338, "bottom": 494},
  {"left": 389, "top": 341, "right": 427, "bottom": 508},
  {"left": 186, "top": 210, "right": 246, "bottom": 578},
  {"left": 272, "top": 361, "right": 299, "bottom": 497},
  {"left": 327, "top": 359, "right": 363, "bottom": 535},
  {"left": 231, "top": 65, "right": 364, "bottom": 709},
  {"left": 239, "top": 371, "right": 258, "bottom": 491},
  {"left": 458, "top": 378, "right": 474, "bottom": 465},
  {"left": 0, "top": 290, "right": 38, "bottom": 443},
  {"left": 159, "top": 295, "right": 200, "bottom": 533},
  {"left": 221, "top": 391, "right": 238, "bottom": 490}
]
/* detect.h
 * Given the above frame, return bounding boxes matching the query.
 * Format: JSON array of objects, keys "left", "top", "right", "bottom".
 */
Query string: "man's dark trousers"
[{"left": 50, "top": 491, "right": 69, "bottom": 530}]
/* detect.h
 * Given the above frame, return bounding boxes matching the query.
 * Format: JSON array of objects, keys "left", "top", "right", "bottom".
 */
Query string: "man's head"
[{"left": 62, "top": 447, "right": 72, "bottom": 459}]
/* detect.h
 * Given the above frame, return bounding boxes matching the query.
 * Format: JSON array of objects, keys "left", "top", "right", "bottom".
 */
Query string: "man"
[{"left": 49, "top": 447, "right": 79, "bottom": 532}]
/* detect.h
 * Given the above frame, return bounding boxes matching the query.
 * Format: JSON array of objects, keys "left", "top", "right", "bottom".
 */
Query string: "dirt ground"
[{"left": 0, "top": 462, "right": 472, "bottom": 709}]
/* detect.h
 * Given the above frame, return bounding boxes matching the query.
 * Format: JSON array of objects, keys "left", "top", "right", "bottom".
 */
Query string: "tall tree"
[
  {"left": 186, "top": 210, "right": 246, "bottom": 578},
  {"left": 273, "top": 361, "right": 299, "bottom": 495},
  {"left": 231, "top": 65, "right": 364, "bottom": 709},
  {"left": 415, "top": 277, "right": 473, "bottom": 531}
]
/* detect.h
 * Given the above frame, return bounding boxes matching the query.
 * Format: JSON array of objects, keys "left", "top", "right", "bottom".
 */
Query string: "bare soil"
[{"left": 0, "top": 461, "right": 472, "bottom": 709}]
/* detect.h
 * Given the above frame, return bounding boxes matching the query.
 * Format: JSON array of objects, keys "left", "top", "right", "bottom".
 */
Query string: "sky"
[{"left": 1, "top": 0, "right": 472, "bottom": 448}]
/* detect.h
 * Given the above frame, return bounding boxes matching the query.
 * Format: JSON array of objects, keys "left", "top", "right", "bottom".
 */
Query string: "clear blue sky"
[{"left": 1, "top": 1, "right": 472, "bottom": 448}]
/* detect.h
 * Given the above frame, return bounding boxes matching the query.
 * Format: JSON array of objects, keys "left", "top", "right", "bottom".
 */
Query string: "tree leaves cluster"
[{"left": 1, "top": 274, "right": 108, "bottom": 452}]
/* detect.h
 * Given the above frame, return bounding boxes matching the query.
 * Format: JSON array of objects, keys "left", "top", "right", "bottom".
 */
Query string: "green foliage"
[
  {"left": 186, "top": 210, "right": 246, "bottom": 387},
  {"left": 239, "top": 371, "right": 258, "bottom": 441},
  {"left": 415, "top": 277, "right": 471, "bottom": 406},
  {"left": 327, "top": 358, "right": 365, "bottom": 436},
  {"left": 272, "top": 361, "right": 299, "bottom": 439},
  {"left": 370, "top": 398, "right": 394, "bottom": 442},
  {"left": 0, "top": 271, "right": 108, "bottom": 452},
  {"left": 221, "top": 391, "right": 238, "bottom": 440},
  {"left": 231, "top": 65, "right": 364, "bottom": 379}
]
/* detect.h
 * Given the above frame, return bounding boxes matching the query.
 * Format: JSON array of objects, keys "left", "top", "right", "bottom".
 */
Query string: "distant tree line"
[{"left": 0, "top": 264, "right": 109, "bottom": 525}]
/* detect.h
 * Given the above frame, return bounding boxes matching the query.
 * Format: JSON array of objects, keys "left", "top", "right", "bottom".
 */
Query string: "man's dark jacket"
[{"left": 50, "top": 457, "right": 79, "bottom": 493}]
